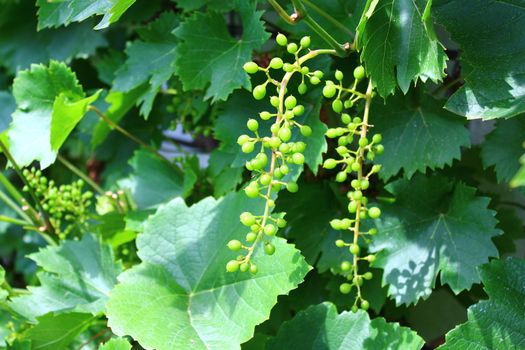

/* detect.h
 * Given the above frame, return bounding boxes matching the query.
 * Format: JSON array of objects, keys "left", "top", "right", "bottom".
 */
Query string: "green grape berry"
[
  {"left": 323, "top": 158, "right": 337, "bottom": 169},
  {"left": 309, "top": 76, "right": 320, "bottom": 85},
  {"left": 300, "top": 36, "right": 311, "bottom": 48},
  {"left": 246, "top": 232, "right": 257, "bottom": 242},
  {"left": 276, "top": 218, "right": 287, "bottom": 228},
  {"left": 353, "top": 65, "right": 365, "bottom": 80},
  {"left": 293, "top": 105, "right": 305, "bottom": 116},
  {"left": 372, "top": 134, "right": 382, "bottom": 143},
  {"left": 259, "top": 173, "right": 272, "bottom": 186},
  {"left": 300, "top": 125, "right": 312, "bottom": 137},
  {"left": 270, "top": 96, "right": 279, "bottom": 107},
  {"left": 243, "top": 62, "right": 259, "bottom": 74},
  {"left": 250, "top": 264, "right": 258, "bottom": 274},
  {"left": 241, "top": 142, "right": 255, "bottom": 153},
  {"left": 278, "top": 127, "right": 292, "bottom": 142},
  {"left": 341, "top": 113, "right": 351, "bottom": 124},
  {"left": 368, "top": 207, "right": 381, "bottom": 219},
  {"left": 264, "top": 223, "right": 277, "bottom": 236},
  {"left": 269, "top": 57, "right": 283, "bottom": 69},
  {"left": 247, "top": 119, "right": 259, "bottom": 131},
  {"left": 335, "top": 239, "right": 345, "bottom": 247},
  {"left": 336, "top": 171, "right": 347, "bottom": 182},
  {"left": 360, "top": 300, "right": 370, "bottom": 310},
  {"left": 298, "top": 83, "right": 308, "bottom": 94},
  {"left": 253, "top": 84, "right": 266, "bottom": 100},
  {"left": 260, "top": 111, "right": 272, "bottom": 120},
  {"left": 276, "top": 33, "right": 287, "bottom": 46},
  {"left": 332, "top": 99, "right": 343, "bottom": 113},
  {"left": 349, "top": 243, "right": 360, "bottom": 255},
  {"left": 375, "top": 144, "right": 385, "bottom": 155},
  {"left": 335, "top": 70, "right": 344, "bottom": 81},
  {"left": 280, "top": 164, "right": 289, "bottom": 174},
  {"left": 292, "top": 153, "right": 305, "bottom": 165},
  {"left": 264, "top": 243, "right": 276, "bottom": 255},
  {"left": 244, "top": 184, "right": 259, "bottom": 198},
  {"left": 240, "top": 212, "right": 256, "bottom": 226},
  {"left": 226, "top": 260, "right": 240, "bottom": 272},
  {"left": 285, "top": 95, "right": 297, "bottom": 109},
  {"left": 366, "top": 254, "right": 376, "bottom": 262},
  {"left": 286, "top": 182, "right": 299, "bottom": 193},
  {"left": 240, "top": 262, "right": 249, "bottom": 272},
  {"left": 287, "top": 42, "right": 298, "bottom": 54},
  {"left": 363, "top": 272, "right": 373, "bottom": 280},
  {"left": 322, "top": 84, "right": 337, "bottom": 98},
  {"left": 283, "top": 63, "right": 294, "bottom": 72},
  {"left": 227, "top": 240, "right": 242, "bottom": 251},
  {"left": 341, "top": 261, "right": 352, "bottom": 271},
  {"left": 360, "top": 179, "right": 370, "bottom": 190},
  {"left": 358, "top": 137, "right": 369, "bottom": 147},
  {"left": 340, "top": 283, "right": 352, "bottom": 294},
  {"left": 351, "top": 305, "right": 359, "bottom": 313}
]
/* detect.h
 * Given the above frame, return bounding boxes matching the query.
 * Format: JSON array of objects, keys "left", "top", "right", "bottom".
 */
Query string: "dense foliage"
[{"left": 0, "top": 0, "right": 524, "bottom": 349}]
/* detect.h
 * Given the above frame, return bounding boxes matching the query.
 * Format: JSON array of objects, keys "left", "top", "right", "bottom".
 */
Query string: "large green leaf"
[
  {"left": 106, "top": 192, "right": 311, "bottom": 350},
  {"left": 113, "top": 12, "right": 179, "bottom": 117},
  {"left": 118, "top": 149, "right": 196, "bottom": 209},
  {"left": 370, "top": 175, "right": 500, "bottom": 305},
  {"left": 373, "top": 93, "right": 470, "bottom": 179},
  {"left": 36, "top": 0, "right": 136, "bottom": 30},
  {"left": 99, "top": 338, "right": 132, "bottom": 350},
  {"left": 173, "top": 0, "right": 269, "bottom": 102},
  {"left": 356, "top": 0, "right": 446, "bottom": 97},
  {"left": 9, "top": 234, "right": 121, "bottom": 321},
  {"left": 433, "top": 0, "right": 525, "bottom": 119},
  {"left": 267, "top": 302, "right": 424, "bottom": 349},
  {"left": 438, "top": 257, "right": 525, "bottom": 349},
  {"left": 480, "top": 117, "right": 525, "bottom": 183},
  {"left": 8, "top": 61, "right": 99, "bottom": 168}
]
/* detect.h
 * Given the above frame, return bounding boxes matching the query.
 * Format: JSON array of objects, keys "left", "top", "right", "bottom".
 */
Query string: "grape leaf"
[
  {"left": 9, "top": 234, "right": 121, "bottom": 321},
  {"left": 113, "top": 12, "right": 179, "bottom": 117},
  {"left": 356, "top": 0, "right": 446, "bottom": 97},
  {"left": 36, "top": 0, "right": 136, "bottom": 30},
  {"left": 267, "top": 302, "right": 424, "bottom": 349},
  {"left": 433, "top": 0, "right": 525, "bottom": 119},
  {"left": 438, "top": 257, "right": 525, "bottom": 349},
  {"left": 172, "top": 0, "right": 234, "bottom": 12},
  {"left": 480, "top": 116, "right": 525, "bottom": 183},
  {"left": 8, "top": 61, "right": 100, "bottom": 168},
  {"left": 0, "top": 265, "right": 7, "bottom": 302},
  {"left": 373, "top": 93, "right": 470, "bottom": 179},
  {"left": 99, "top": 338, "right": 132, "bottom": 350},
  {"left": 23, "top": 313, "right": 94, "bottom": 350},
  {"left": 173, "top": 0, "right": 269, "bottom": 102},
  {"left": 106, "top": 192, "right": 311, "bottom": 350},
  {"left": 118, "top": 149, "right": 196, "bottom": 209},
  {"left": 370, "top": 175, "right": 500, "bottom": 305}
]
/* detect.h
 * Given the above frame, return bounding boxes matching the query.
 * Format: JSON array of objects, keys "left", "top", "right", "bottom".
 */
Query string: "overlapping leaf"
[
  {"left": 370, "top": 175, "right": 500, "bottom": 305},
  {"left": 107, "top": 192, "right": 311, "bottom": 350},
  {"left": 373, "top": 93, "right": 470, "bottom": 179},
  {"left": 438, "top": 257, "right": 525, "bottom": 349},
  {"left": 8, "top": 61, "right": 100, "bottom": 168},
  {"left": 9, "top": 234, "right": 121, "bottom": 321},
  {"left": 37, "top": 0, "right": 136, "bottom": 30},
  {"left": 99, "top": 338, "right": 132, "bottom": 350},
  {"left": 434, "top": 0, "right": 525, "bottom": 119},
  {"left": 356, "top": 0, "right": 446, "bottom": 97},
  {"left": 267, "top": 302, "right": 424, "bottom": 349},
  {"left": 174, "top": 0, "right": 269, "bottom": 101}
]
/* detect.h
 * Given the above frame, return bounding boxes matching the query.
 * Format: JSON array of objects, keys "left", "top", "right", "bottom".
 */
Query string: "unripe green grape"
[
  {"left": 300, "top": 125, "right": 312, "bottom": 137},
  {"left": 285, "top": 95, "right": 297, "bottom": 109},
  {"left": 264, "top": 243, "right": 276, "bottom": 255},
  {"left": 335, "top": 70, "right": 344, "bottom": 81},
  {"left": 332, "top": 99, "right": 343, "bottom": 113},
  {"left": 349, "top": 243, "right": 360, "bottom": 255},
  {"left": 280, "top": 164, "right": 289, "bottom": 174},
  {"left": 351, "top": 162, "right": 361, "bottom": 172},
  {"left": 360, "top": 300, "right": 369, "bottom": 310},
  {"left": 353, "top": 65, "right": 365, "bottom": 80},
  {"left": 250, "top": 264, "right": 258, "bottom": 274},
  {"left": 287, "top": 42, "right": 298, "bottom": 54},
  {"left": 276, "top": 33, "right": 287, "bottom": 46},
  {"left": 278, "top": 127, "right": 292, "bottom": 142},
  {"left": 270, "top": 96, "right": 279, "bottom": 107},
  {"left": 259, "top": 173, "right": 272, "bottom": 186},
  {"left": 293, "top": 105, "right": 305, "bottom": 116},
  {"left": 309, "top": 76, "right": 320, "bottom": 85},
  {"left": 360, "top": 210, "right": 367, "bottom": 220},
  {"left": 335, "top": 239, "right": 345, "bottom": 247},
  {"left": 279, "top": 143, "right": 290, "bottom": 153},
  {"left": 322, "top": 158, "right": 336, "bottom": 170},
  {"left": 341, "top": 218, "right": 352, "bottom": 229},
  {"left": 283, "top": 63, "right": 294, "bottom": 72},
  {"left": 247, "top": 119, "right": 259, "bottom": 131},
  {"left": 300, "top": 66, "right": 309, "bottom": 74},
  {"left": 269, "top": 137, "right": 281, "bottom": 149},
  {"left": 240, "top": 262, "right": 249, "bottom": 272},
  {"left": 375, "top": 144, "right": 385, "bottom": 155},
  {"left": 363, "top": 272, "right": 373, "bottom": 280},
  {"left": 330, "top": 219, "right": 342, "bottom": 230},
  {"left": 240, "top": 212, "right": 256, "bottom": 226},
  {"left": 226, "top": 260, "right": 240, "bottom": 272},
  {"left": 336, "top": 171, "right": 347, "bottom": 182},
  {"left": 300, "top": 36, "right": 311, "bottom": 48},
  {"left": 245, "top": 161, "right": 254, "bottom": 171},
  {"left": 268, "top": 199, "right": 275, "bottom": 207},
  {"left": 344, "top": 99, "right": 354, "bottom": 108},
  {"left": 325, "top": 128, "right": 338, "bottom": 138},
  {"left": 244, "top": 184, "right": 259, "bottom": 198},
  {"left": 341, "top": 261, "right": 352, "bottom": 271},
  {"left": 340, "top": 283, "right": 352, "bottom": 294},
  {"left": 284, "top": 110, "right": 295, "bottom": 120},
  {"left": 253, "top": 84, "right": 266, "bottom": 100},
  {"left": 293, "top": 141, "right": 306, "bottom": 153},
  {"left": 242, "top": 142, "right": 255, "bottom": 153},
  {"left": 292, "top": 153, "right": 305, "bottom": 165},
  {"left": 271, "top": 123, "right": 280, "bottom": 134},
  {"left": 260, "top": 111, "right": 272, "bottom": 120},
  {"left": 272, "top": 183, "right": 282, "bottom": 191},
  {"left": 277, "top": 218, "right": 287, "bottom": 228},
  {"left": 274, "top": 168, "right": 283, "bottom": 179},
  {"left": 341, "top": 113, "right": 351, "bottom": 124},
  {"left": 360, "top": 179, "right": 370, "bottom": 190},
  {"left": 246, "top": 232, "right": 257, "bottom": 242},
  {"left": 338, "top": 137, "right": 348, "bottom": 146},
  {"left": 227, "top": 240, "right": 242, "bottom": 251},
  {"left": 269, "top": 57, "right": 283, "bottom": 69},
  {"left": 353, "top": 191, "right": 363, "bottom": 200},
  {"left": 322, "top": 84, "right": 337, "bottom": 98},
  {"left": 368, "top": 207, "right": 381, "bottom": 219},
  {"left": 372, "top": 134, "right": 382, "bottom": 143},
  {"left": 244, "top": 62, "right": 259, "bottom": 74},
  {"left": 366, "top": 254, "right": 376, "bottom": 262},
  {"left": 358, "top": 137, "right": 369, "bottom": 147},
  {"left": 286, "top": 182, "right": 299, "bottom": 193},
  {"left": 371, "top": 164, "right": 381, "bottom": 173},
  {"left": 264, "top": 223, "right": 277, "bottom": 236},
  {"left": 298, "top": 83, "right": 308, "bottom": 94},
  {"left": 336, "top": 146, "right": 348, "bottom": 155},
  {"left": 368, "top": 228, "right": 378, "bottom": 235}
]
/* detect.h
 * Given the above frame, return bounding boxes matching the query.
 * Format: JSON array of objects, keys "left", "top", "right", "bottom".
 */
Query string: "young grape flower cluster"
[
  {"left": 226, "top": 34, "right": 337, "bottom": 274},
  {"left": 322, "top": 67, "right": 383, "bottom": 311},
  {"left": 22, "top": 167, "right": 93, "bottom": 239}
]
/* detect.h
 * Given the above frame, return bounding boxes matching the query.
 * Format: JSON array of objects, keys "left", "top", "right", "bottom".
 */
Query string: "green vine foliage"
[{"left": 0, "top": 1, "right": 524, "bottom": 349}]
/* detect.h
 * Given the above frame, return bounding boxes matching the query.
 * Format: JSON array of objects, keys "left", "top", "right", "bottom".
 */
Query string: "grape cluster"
[
  {"left": 321, "top": 68, "right": 383, "bottom": 311},
  {"left": 225, "top": 34, "right": 334, "bottom": 274},
  {"left": 22, "top": 167, "right": 93, "bottom": 239}
]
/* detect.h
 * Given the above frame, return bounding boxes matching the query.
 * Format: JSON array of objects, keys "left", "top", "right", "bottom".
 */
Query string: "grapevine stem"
[
  {"left": 268, "top": 0, "right": 296, "bottom": 24},
  {"left": 57, "top": 155, "right": 104, "bottom": 195},
  {"left": 351, "top": 80, "right": 374, "bottom": 301},
  {"left": 301, "top": 0, "right": 355, "bottom": 39},
  {"left": 0, "top": 215, "right": 34, "bottom": 227},
  {"left": 0, "top": 190, "right": 31, "bottom": 222},
  {"left": 0, "top": 140, "right": 57, "bottom": 239}
]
